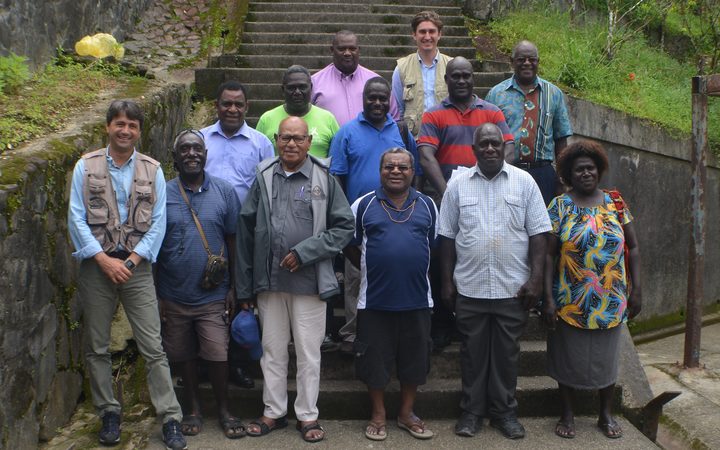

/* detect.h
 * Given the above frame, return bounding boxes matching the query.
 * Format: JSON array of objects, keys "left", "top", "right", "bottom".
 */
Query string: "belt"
[
  {"left": 513, "top": 160, "right": 552, "bottom": 169},
  {"left": 107, "top": 250, "right": 130, "bottom": 260}
]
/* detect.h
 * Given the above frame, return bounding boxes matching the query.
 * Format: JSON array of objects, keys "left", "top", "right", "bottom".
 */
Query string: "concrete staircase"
[
  {"left": 194, "top": 0, "right": 512, "bottom": 126},
  {"left": 189, "top": 0, "right": 659, "bottom": 446}
]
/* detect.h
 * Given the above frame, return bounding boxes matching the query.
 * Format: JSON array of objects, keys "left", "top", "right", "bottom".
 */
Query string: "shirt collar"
[
  {"left": 470, "top": 161, "right": 509, "bottom": 181},
  {"left": 441, "top": 95, "right": 482, "bottom": 111},
  {"left": 416, "top": 50, "right": 440, "bottom": 66},
  {"left": 331, "top": 63, "right": 360, "bottom": 80},
  {"left": 105, "top": 146, "right": 136, "bottom": 169},
  {"left": 358, "top": 111, "right": 395, "bottom": 129},
  {"left": 208, "top": 120, "right": 250, "bottom": 139},
  {"left": 274, "top": 155, "right": 313, "bottom": 178},
  {"left": 179, "top": 171, "right": 211, "bottom": 192},
  {"left": 510, "top": 75, "right": 541, "bottom": 91},
  {"left": 376, "top": 186, "right": 420, "bottom": 208}
]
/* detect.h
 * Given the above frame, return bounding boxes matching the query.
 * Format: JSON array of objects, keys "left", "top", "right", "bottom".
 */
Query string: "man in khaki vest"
[
  {"left": 67, "top": 100, "right": 186, "bottom": 449},
  {"left": 391, "top": 10, "right": 452, "bottom": 136}
]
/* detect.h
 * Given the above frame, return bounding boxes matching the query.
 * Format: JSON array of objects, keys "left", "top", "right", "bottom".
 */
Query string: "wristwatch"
[{"left": 124, "top": 259, "right": 136, "bottom": 272}]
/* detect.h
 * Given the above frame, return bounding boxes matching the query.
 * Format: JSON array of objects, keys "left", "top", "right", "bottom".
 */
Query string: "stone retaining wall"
[
  {"left": 568, "top": 97, "right": 720, "bottom": 320},
  {"left": 0, "top": 0, "right": 152, "bottom": 68},
  {"left": 0, "top": 83, "right": 192, "bottom": 449}
]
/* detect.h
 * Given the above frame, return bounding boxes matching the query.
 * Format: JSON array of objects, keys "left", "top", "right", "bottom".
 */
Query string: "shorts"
[
  {"left": 160, "top": 299, "right": 229, "bottom": 363},
  {"left": 355, "top": 308, "right": 431, "bottom": 389}
]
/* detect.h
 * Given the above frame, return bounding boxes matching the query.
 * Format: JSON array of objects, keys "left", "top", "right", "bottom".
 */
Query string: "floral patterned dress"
[{"left": 548, "top": 192, "right": 632, "bottom": 330}]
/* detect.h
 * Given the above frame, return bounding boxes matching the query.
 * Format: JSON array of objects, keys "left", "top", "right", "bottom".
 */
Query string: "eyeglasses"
[
  {"left": 382, "top": 164, "right": 412, "bottom": 172},
  {"left": 277, "top": 134, "right": 308, "bottom": 144}
]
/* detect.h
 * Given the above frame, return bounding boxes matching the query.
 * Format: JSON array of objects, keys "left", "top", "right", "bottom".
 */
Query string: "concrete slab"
[
  {"left": 141, "top": 417, "right": 657, "bottom": 450},
  {"left": 639, "top": 323, "right": 720, "bottom": 449}
]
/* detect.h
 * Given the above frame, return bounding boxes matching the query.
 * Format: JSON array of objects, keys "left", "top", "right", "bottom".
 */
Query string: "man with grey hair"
[
  {"left": 156, "top": 129, "right": 244, "bottom": 439},
  {"left": 438, "top": 123, "right": 550, "bottom": 439},
  {"left": 345, "top": 148, "right": 438, "bottom": 441},
  {"left": 256, "top": 65, "right": 339, "bottom": 158},
  {"left": 311, "top": 30, "right": 399, "bottom": 126},
  {"left": 486, "top": 40, "right": 572, "bottom": 205}
]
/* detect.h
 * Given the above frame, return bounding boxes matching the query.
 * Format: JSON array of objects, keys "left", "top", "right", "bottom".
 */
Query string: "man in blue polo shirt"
[
  {"left": 345, "top": 148, "right": 437, "bottom": 442},
  {"left": 156, "top": 130, "right": 245, "bottom": 439},
  {"left": 330, "top": 77, "right": 418, "bottom": 353}
]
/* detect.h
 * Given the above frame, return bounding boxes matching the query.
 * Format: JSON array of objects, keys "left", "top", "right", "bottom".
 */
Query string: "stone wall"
[
  {"left": 568, "top": 97, "right": 720, "bottom": 320},
  {"left": 0, "top": 83, "right": 192, "bottom": 449},
  {"left": 0, "top": 0, "right": 152, "bottom": 68}
]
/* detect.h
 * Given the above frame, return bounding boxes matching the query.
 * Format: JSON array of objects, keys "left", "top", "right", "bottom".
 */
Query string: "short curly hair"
[
  {"left": 411, "top": 11, "right": 443, "bottom": 32},
  {"left": 556, "top": 139, "right": 610, "bottom": 186}
]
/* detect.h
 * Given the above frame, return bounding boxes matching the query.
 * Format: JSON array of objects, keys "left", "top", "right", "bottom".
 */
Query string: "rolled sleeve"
[
  {"left": 437, "top": 179, "right": 460, "bottom": 239},
  {"left": 68, "top": 159, "right": 104, "bottom": 260},
  {"left": 329, "top": 128, "right": 349, "bottom": 176},
  {"left": 132, "top": 168, "right": 167, "bottom": 262},
  {"left": 524, "top": 180, "right": 552, "bottom": 236}
]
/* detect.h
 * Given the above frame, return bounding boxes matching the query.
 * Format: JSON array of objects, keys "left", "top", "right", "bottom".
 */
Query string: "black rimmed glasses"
[{"left": 277, "top": 134, "right": 309, "bottom": 144}]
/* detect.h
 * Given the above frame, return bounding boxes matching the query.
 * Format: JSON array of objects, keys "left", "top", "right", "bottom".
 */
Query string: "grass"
[
  {"left": 482, "top": 10, "right": 720, "bottom": 152},
  {"left": 0, "top": 58, "right": 145, "bottom": 153}
]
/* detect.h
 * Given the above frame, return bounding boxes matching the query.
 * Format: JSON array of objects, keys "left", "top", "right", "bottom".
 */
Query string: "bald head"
[
  {"left": 445, "top": 56, "right": 474, "bottom": 103},
  {"left": 276, "top": 116, "right": 312, "bottom": 172},
  {"left": 278, "top": 116, "right": 308, "bottom": 135},
  {"left": 474, "top": 123, "right": 503, "bottom": 142}
]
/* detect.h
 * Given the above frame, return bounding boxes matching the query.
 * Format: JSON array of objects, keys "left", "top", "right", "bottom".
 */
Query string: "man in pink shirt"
[{"left": 312, "top": 30, "right": 399, "bottom": 126}]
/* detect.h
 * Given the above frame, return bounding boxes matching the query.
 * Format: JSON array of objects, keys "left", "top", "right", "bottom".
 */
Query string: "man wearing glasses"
[
  {"left": 329, "top": 77, "right": 418, "bottom": 354},
  {"left": 485, "top": 40, "right": 573, "bottom": 205},
  {"left": 256, "top": 65, "right": 339, "bottom": 159},
  {"left": 345, "top": 148, "right": 437, "bottom": 441},
  {"left": 236, "top": 117, "right": 354, "bottom": 443}
]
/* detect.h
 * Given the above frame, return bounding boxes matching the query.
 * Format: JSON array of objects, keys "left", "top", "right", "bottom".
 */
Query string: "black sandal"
[
  {"left": 220, "top": 416, "right": 246, "bottom": 439},
  {"left": 296, "top": 421, "right": 325, "bottom": 443},
  {"left": 246, "top": 416, "right": 288, "bottom": 437}
]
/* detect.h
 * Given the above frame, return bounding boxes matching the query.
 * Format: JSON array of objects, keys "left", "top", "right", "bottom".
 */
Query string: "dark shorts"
[
  {"left": 160, "top": 299, "right": 229, "bottom": 363},
  {"left": 355, "top": 308, "right": 432, "bottom": 389}
]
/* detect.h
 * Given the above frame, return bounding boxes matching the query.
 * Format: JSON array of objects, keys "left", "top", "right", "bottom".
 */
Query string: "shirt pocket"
[
  {"left": 132, "top": 182, "right": 154, "bottom": 232},
  {"left": 291, "top": 185, "right": 313, "bottom": 221},
  {"left": 403, "top": 81, "right": 416, "bottom": 102},
  {"left": 458, "top": 195, "right": 478, "bottom": 229},
  {"left": 505, "top": 195, "right": 526, "bottom": 230}
]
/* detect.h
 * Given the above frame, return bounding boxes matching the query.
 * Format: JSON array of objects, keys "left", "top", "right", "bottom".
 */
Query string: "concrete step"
[
  {"left": 252, "top": 0, "right": 461, "bottom": 6},
  {"left": 152, "top": 417, "right": 656, "bottom": 450},
  {"left": 288, "top": 340, "right": 548, "bottom": 380},
  {"left": 180, "top": 375, "right": 622, "bottom": 419},
  {"left": 234, "top": 43, "right": 477, "bottom": 59},
  {"left": 245, "top": 11, "right": 466, "bottom": 27},
  {"left": 206, "top": 54, "right": 486, "bottom": 72},
  {"left": 195, "top": 68, "right": 506, "bottom": 99},
  {"left": 237, "top": 83, "right": 491, "bottom": 102},
  {"left": 250, "top": 2, "right": 463, "bottom": 15},
  {"left": 242, "top": 32, "right": 475, "bottom": 47},
  {"left": 244, "top": 22, "right": 469, "bottom": 35}
]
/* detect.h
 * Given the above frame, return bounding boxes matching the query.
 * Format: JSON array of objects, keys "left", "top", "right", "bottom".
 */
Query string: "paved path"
[{"left": 637, "top": 322, "right": 720, "bottom": 450}]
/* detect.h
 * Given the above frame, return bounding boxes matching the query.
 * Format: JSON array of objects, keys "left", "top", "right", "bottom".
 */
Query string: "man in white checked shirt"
[{"left": 437, "top": 123, "right": 551, "bottom": 440}]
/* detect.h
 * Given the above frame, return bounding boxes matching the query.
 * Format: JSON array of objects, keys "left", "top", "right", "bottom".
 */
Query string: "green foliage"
[
  {"left": 486, "top": 9, "right": 720, "bottom": 150},
  {"left": 0, "top": 52, "right": 31, "bottom": 95},
  {"left": 0, "top": 55, "right": 143, "bottom": 152}
]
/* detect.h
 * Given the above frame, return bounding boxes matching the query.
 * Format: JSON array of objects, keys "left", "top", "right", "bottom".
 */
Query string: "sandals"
[
  {"left": 397, "top": 414, "right": 434, "bottom": 440},
  {"left": 246, "top": 416, "right": 288, "bottom": 437},
  {"left": 296, "top": 420, "right": 325, "bottom": 443},
  {"left": 597, "top": 418, "right": 623, "bottom": 438},
  {"left": 180, "top": 414, "right": 202, "bottom": 436},
  {"left": 220, "top": 416, "right": 246, "bottom": 439},
  {"left": 555, "top": 419, "right": 576, "bottom": 439},
  {"left": 364, "top": 421, "right": 387, "bottom": 441}
]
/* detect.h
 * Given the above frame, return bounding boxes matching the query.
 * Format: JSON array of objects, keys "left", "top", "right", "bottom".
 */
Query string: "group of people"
[{"left": 67, "top": 9, "right": 642, "bottom": 449}]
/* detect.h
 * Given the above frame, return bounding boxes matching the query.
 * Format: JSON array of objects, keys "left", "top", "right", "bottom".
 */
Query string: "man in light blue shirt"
[
  {"left": 67, "top": 100, "right": 186, "bottom": 449},
  {"left": 202, "top": 80, "right": 275, "bottom": 206},
  {"left": 201, "top": 80, "right": 273, "bottom": 387}
]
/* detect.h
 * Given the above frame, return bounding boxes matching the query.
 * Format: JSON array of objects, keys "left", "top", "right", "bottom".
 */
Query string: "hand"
[
  {"left": 627, "top": 289, "right": 642, "bottom": 320},
  {"left": 280, "top": 251, "right": 300, "bottom": 272},
  {"left": 238, "top": 298, "right": 255, "bottom": 311},
  {"left": 440, "top": 283, "right": 457, "bottom": 313},
  {"left": 95, "top": 252, "right": 132, "bottom": 284},
  {"left": 516, "top": 277, "right": 542, "bottom": 310},
  {"left": 225, "top": 287, "right": 236, "bottom": 320},
  {"left": 542, "top": 300, "right": 557, "bottom": 329}
]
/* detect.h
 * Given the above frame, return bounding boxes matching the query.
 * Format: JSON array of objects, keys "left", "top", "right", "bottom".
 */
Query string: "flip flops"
[
  {"left": 296, "top": 421, "right": 325, "bottom": 443},
  {"left": 597, "top": 418, "right": 623, "bottom": 438},
  {"left": 219, "top": 416, "right": 246, "bottom": 439},
  {"left": 364, "top": 421, "right": 387, "bottom": 441},
  {"left": 555, "top": 419, "right": 576, "bottom": 439},
  {"left": 180, "top": 414, "right": 202, "bottom": 436},
  {"left": 397, "top": 415, "right": 434, "bottom": 440}
]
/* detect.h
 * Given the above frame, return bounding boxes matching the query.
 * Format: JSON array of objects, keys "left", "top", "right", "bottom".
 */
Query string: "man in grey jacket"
[{"left": 235, "top": 116, "right": 354, "bottom": 443}]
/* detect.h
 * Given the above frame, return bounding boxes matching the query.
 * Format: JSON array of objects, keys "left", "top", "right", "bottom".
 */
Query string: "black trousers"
[{"left": 455, "top": 295, "right": 528, "bottom": 419}]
